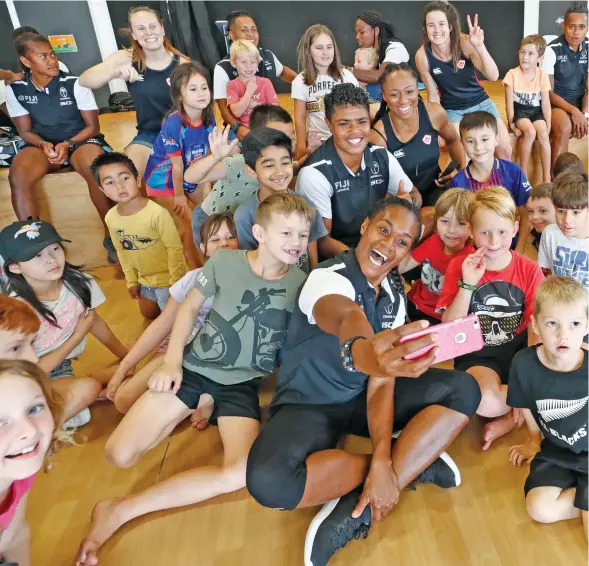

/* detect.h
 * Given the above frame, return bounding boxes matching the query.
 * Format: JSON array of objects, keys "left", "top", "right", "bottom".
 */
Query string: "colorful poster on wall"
[{"left": 48, "top": 35, "right": 78, "bottom": 54}]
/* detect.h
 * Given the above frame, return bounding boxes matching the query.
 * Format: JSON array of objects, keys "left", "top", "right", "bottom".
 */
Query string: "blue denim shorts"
[
  {"left": 192, "top": 204, "right": 209, "bottom": 246},
  {"left": 139, "top": 284, "right": 170, "bottom": 310},
  {"left": 49, "top": 358, "right": 74, "bottom": 379},
  {"left": 127, "top": 132, "right": 158, "bottom": 149},
  {"left": 446, "top": 98, "right": 501, "bottom": 123}
]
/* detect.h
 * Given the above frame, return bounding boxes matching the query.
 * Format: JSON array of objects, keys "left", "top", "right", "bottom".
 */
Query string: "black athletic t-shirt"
[
  {"left": 543, "top": 35, "right": 588, "bottom": 107},
  {"left": 379, "top": 98, "right": 440, "bottom": 194},
  {"left": 127, "top": 54, "right": 180, "bottom": 134},
  {"left": 424, "top": 44, "right": 488, "bottom": 110},
  {"left": 508, "top": 347, "right": 588, "bottom": 454},
  {"left": 272, "top": 249, "right": 407, "bottom": 408}
]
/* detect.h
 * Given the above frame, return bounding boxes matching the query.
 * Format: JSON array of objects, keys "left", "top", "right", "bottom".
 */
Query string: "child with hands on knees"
[
  {"left": 92, "top": 152, "right": 187, "bottom": 320},
  {"left": 399, "top": 188, "right": 475, "bottom": 326},
  {"left": 105, "top": 212, "right": 238, "bottom": 418},
  {"left": 0, "top": 221, "right": 127, "bottom": 428},
  {"left": 507, "top": 276, "right": 588, "bottom": 538},
  {"left": 526, "top": 183, "right": 556, "bottom": 251},
  {"left": 226, "top": 40, "right": 279, "bottom": 128},
  {"left": 144, "top": 62, "right": 216, "bottom": 267},
  {"left": 437, "top": 186, "right": 544, "bottom": 450},
  {"left": 503, "top": 35, "right": 552, "bottom": 182},
  {"left": 0, "top": 360, "right": 66, "bottom": 566}
]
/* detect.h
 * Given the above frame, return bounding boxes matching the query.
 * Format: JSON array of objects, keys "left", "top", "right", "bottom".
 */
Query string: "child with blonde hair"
[
  {"left": 226, "top": 39, "right": 279, "bottom": 128},
  {"left": 400, "top": 187, "right": 475, "bottom": 326},
  {"left": 354, "top": 47, "right": 382, "bottom": 109},
  {"left": 507, "top": 276, "right": 588, "bottom": 538},
  {"left": 437, "top": 186, "right": 544, "bottom": 449}
]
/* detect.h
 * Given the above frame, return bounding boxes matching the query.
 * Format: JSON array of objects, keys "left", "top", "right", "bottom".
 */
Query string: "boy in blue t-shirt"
[{"left": 450, "top": 111, "right": 532, "bottom": 253}]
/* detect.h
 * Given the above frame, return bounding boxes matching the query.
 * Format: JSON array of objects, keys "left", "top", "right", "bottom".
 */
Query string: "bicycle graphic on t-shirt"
[{"left": 195, "top": 287, "right": 288, "bottom": 373}]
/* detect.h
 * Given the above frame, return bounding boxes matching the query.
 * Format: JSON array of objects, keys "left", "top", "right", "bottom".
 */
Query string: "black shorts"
[
  {"left": 524, "top": 441, "right": 588, "bottom": 511},
  {"left": 514, "top": 105, "right": 545, "bottom": 124},
  {"left": 454, "top": 330, "right": 528, "bottom": 384},
  {"left": 246, "top": 368, "right": 480, "bottom": 510},
  {"left": 552, "top": 96, "right": 583, "bottom": 111},
  {"left": 407, "top": 298, "right": 441, "bottom": 328},
  {"left": 176, "top": 367, "right": 262, "bottom": 423},
  {"left": 24, "top": 133, "right": 112, "bottom": 167}
]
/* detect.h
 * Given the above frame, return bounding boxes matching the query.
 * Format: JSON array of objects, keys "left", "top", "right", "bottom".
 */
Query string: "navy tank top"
[
  {"left": 424, "top": 44, "right": 488, "bottom": 110},
  {"left": 127, "top": 54, "right": 180, "bottom": 134},
  {"left": 380, "top": 99, "right": 440, "bottom": 194}
]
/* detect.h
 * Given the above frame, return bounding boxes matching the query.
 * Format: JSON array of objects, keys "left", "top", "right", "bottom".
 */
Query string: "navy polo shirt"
[
  {"left": 5, "top": 71, "right": 98, "bottom": 142},
  {"left": 271, "top": 249, "right": 407, "bottom": 408},
  {"left": 296, "top": 138, "right": 413, "bottom": 248}
]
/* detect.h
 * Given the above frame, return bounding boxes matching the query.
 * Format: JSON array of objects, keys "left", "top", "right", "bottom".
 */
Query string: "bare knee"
[
  {"left": 526, "top": 490, "right": 561, "bottom": 523},
  {"left": 113, "top": 390, "right": 134, "bottom": 415},
  {"left": 105, "top": 436, "right": 140, "bottom": 469},
  {"left": 219, "top": 460, "right": 248, "bottom": 492},
  {"left": 138, "top": 296, "right": 161, "bottom": 320},
  {"left": 521, "top": 127, "right": 537, "bottom": 142}
]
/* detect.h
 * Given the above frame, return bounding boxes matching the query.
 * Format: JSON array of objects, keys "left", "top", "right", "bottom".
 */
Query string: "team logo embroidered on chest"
[
  {"left": 59, "top": 86, "right": 68, "bottom": 98},
  {"left": 371, "top": 161, "right": 380, "bottom": 175},
  {"left": 422, "top": 135, "right": 431, "bottom": 145},
  {"left": 457, "top": 60, "right": 465, "bottom": 69},
  {"left": 537, "top": 396, "right": 589, "bottom": 422}
]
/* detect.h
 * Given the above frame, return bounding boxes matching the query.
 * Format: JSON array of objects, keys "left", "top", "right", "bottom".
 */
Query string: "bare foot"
[
  {"left": 190, "top": 394, "right": 214, "bottom": 430},
  {"left": 482, "top": 411, "right": 518, "bottom": 451},
  {"left": 75, "top": 498, "right": 126, "bottom": 565}
]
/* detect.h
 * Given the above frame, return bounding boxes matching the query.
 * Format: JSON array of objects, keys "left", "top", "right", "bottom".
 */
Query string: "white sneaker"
[{"left": 63, "top": 408, "right": 91, "bottom": 429}]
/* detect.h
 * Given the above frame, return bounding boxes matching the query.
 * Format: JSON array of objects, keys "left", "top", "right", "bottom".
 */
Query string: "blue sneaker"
[
  {"left": 103, "top": 237, "right": 119, "bottom": 265},
  {"left": 304, "top": 488, "right": 371, "bottom": 566},
  {"left": 414, "top": 451, "right": 461, "bottom": 488}
]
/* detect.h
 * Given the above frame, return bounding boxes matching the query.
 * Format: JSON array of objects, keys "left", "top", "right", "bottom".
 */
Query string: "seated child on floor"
[
  {"left": 0, "top": 359, "right": 67, "bottom": 564},
  {"left": 437, "top": 186, "right": 544, "bottom": 450},
  {"left": 0, "top": 221, "right": 127, "bottom": 428},
  {"left": 399, "top": 187, "right": 475, "bottom": 326},
  {"left": 105, "top": 212, "right": 238, "bottom": 416},
  {"left": 226, "top": 39, "right": 279, "bottom": 128},
  {"left": 507, "top": 276, "right": 588, "bottom": 538},
  {"left": 92, "top": 152, "right": 187, "bottom": 320},
  {"left": 526, "top": 183, "right": 556, "bottom": 251},
  {"left": 233, "top": 127, "right": 327, "bottom": 272}
]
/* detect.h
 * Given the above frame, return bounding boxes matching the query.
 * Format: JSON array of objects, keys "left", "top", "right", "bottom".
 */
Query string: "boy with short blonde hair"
[
  {"left": 354, "top": 47, "right": 382, "bottom": 110},
  {"left": 437, "top": 186, "right": 545, "bottom": 450},
  {"left": 507, "top": 276, "right": 588, "bottom": 538},
  {"left": 227, "top": 39, "right": 279, "bottom": 128}
]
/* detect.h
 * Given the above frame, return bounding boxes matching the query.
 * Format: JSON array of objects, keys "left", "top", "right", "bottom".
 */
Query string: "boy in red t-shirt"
[
  {"left": 437, "top": 186, "right": 544, "bottom": 450},
  {"left": 226, "top": 39, "right": 279, "bottom": 128},
  {"left": 400, "top": 188, "right": 475, "bottom": 326}
]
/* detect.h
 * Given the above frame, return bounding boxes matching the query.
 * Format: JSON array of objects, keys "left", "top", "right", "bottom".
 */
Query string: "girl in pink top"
[
  {"left": 0, "top": 360, "right": 63, "bottom": 565},
  {"left": 226, "top": 39, "right": 279, "bottom": 128}
]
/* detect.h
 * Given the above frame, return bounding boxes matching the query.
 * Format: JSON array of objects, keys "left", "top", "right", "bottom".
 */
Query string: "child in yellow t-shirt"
[{"left": 92, "top": 152, "right": 187, "bottom": 319}]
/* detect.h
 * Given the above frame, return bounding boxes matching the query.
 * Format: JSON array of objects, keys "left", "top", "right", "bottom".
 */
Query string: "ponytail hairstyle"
[
  {"left": 371, "top": 62, "right": 419, "bottom": 127},
  {"left": 297, "top": 24, "right": 343, "bottom": 86},
  {"left": 167, "top": 61, "right": 215, "bottom": 127},
  {"left": 5, "top": 249, "right": 92, "bottom": 328},
  {"left": 423, "top": 1, "right": 463, "bottom": 71},
  {"left": 357, "top": 11, "right": 398, "bottom": 66},
  {"left": 124, "top": 6, "right": 186, "bottom": 73}
]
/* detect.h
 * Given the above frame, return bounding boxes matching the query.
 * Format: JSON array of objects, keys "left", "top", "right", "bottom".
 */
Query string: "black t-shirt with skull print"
[{"left": 437, "top": 251, "right": 545, "bottom": 347}]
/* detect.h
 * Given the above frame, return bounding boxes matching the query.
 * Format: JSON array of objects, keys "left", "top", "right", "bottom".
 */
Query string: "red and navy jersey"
[{"left": 449, "top": 158, "right": 531, "bottom": 207}]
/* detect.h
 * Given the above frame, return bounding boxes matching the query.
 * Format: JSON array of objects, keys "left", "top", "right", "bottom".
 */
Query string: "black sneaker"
[
  {"left": 103, "top": 237, "right": 119, "bottom": 265},
  {"left": 414, "top": 451, "right": 461, "bottom": 489},
  {"left": 304, "top": 488, "right": 372, "bottom": 566}
]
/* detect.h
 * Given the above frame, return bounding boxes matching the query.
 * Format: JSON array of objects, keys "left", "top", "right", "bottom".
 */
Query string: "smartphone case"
[{"left": 400, "top": 315, "right": 484, "bottom": 365}]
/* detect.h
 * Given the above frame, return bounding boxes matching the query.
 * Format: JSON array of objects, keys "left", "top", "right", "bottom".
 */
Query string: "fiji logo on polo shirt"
[
  {"left": 18, "top": 94, "right": 38, "bottom": 104},
  {"left": 334, "top": 180, "right": 350, "bottom": 193},
  {"left": 59, "top": 86, "right": 73, "bottom": 106}
]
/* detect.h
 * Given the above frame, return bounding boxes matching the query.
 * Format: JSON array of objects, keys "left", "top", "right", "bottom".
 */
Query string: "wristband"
[{"left": 458, "top": 279, "right": 478, "bottom": 292}]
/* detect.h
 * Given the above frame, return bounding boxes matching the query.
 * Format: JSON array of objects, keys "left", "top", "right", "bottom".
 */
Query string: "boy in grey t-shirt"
[{"left": 77, "top": 192, "right": 312, "bottom": 563}]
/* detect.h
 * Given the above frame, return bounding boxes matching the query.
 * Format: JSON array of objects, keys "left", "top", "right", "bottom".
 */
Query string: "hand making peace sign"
[{"left": 466, "top": 14, "right": 485, "bottom": 49}]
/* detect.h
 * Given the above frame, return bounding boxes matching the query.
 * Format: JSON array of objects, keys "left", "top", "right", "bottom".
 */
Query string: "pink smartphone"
[{"left": 399, "top": 315, "right": 484, "bottom": 365}]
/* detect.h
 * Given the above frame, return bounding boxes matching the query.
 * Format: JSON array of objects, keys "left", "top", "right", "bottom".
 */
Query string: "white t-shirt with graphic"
[
  {"left": 291, "top": 69, "right": 358, "bottom": 141},
  {"left": 538, "top": 224, "right": 589, "bottom": 289}
]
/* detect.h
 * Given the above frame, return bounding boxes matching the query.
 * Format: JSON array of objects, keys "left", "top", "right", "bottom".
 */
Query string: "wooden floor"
[{"left": 26, "top": 81, "right": 589, "bottom": 566}]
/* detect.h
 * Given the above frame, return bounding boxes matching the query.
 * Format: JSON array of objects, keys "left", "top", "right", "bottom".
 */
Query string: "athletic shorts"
[
  {"left": 524, "top": 441, "right": 588, "bottom": 511},
  {"left": 446, "top": 98, "right": 501, "bottom": 123},
  {"left": 25, "top": 134, "right": 112, "bottom": 167},
  {"left": 48, "top": 358, "right": 74, "bottom": 379},
  {"left": 176, "top": 367, "right": 262, "bottom": 423},
  {"left": 246, "top": 368, "right": 480, "bottom": 510},
  {"left": 127, "top": 131, "right": 158, "bottom": 149},
  {"left": 552, "top": 96, "right": 583, "bottom": 111},
  {"left": 514, "top": 105, "right": 545, "bottom": 124},
  {"left": 139, "top": 284, "right": 170, "bottom": 310},
  {"left": 454, "top": 330, "right": 528, "bottom": 384}
]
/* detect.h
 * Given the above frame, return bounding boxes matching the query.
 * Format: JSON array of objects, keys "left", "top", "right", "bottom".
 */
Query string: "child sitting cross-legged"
[
  {"left": 105, "top": 212, "right": 239, "bottom": 417},
  {"left": 92, "top": 152, "right": 187, "bottom": 320},
  {"left": 233, "top": 127, "right": 327, "bottom": 272},
  {"left": 437, "top": 186, "right": 544, "bottom": 450},
  {"left": 75, "top": 193, "right": 312, "bottom": 566},
  {"left": 399, "top": 187, "right": 475, "bottom": 326},
  {"left": 507, "top": 276, "right": 588, "bottom": 539}
]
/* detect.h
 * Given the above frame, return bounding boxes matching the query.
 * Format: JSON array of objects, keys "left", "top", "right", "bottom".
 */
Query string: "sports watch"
[
  {"left": 66, "top": 138, "right": 76, "bottom": 152},
  {"left": 340, "top": 336, "right": 365, "bottom": 372}
]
